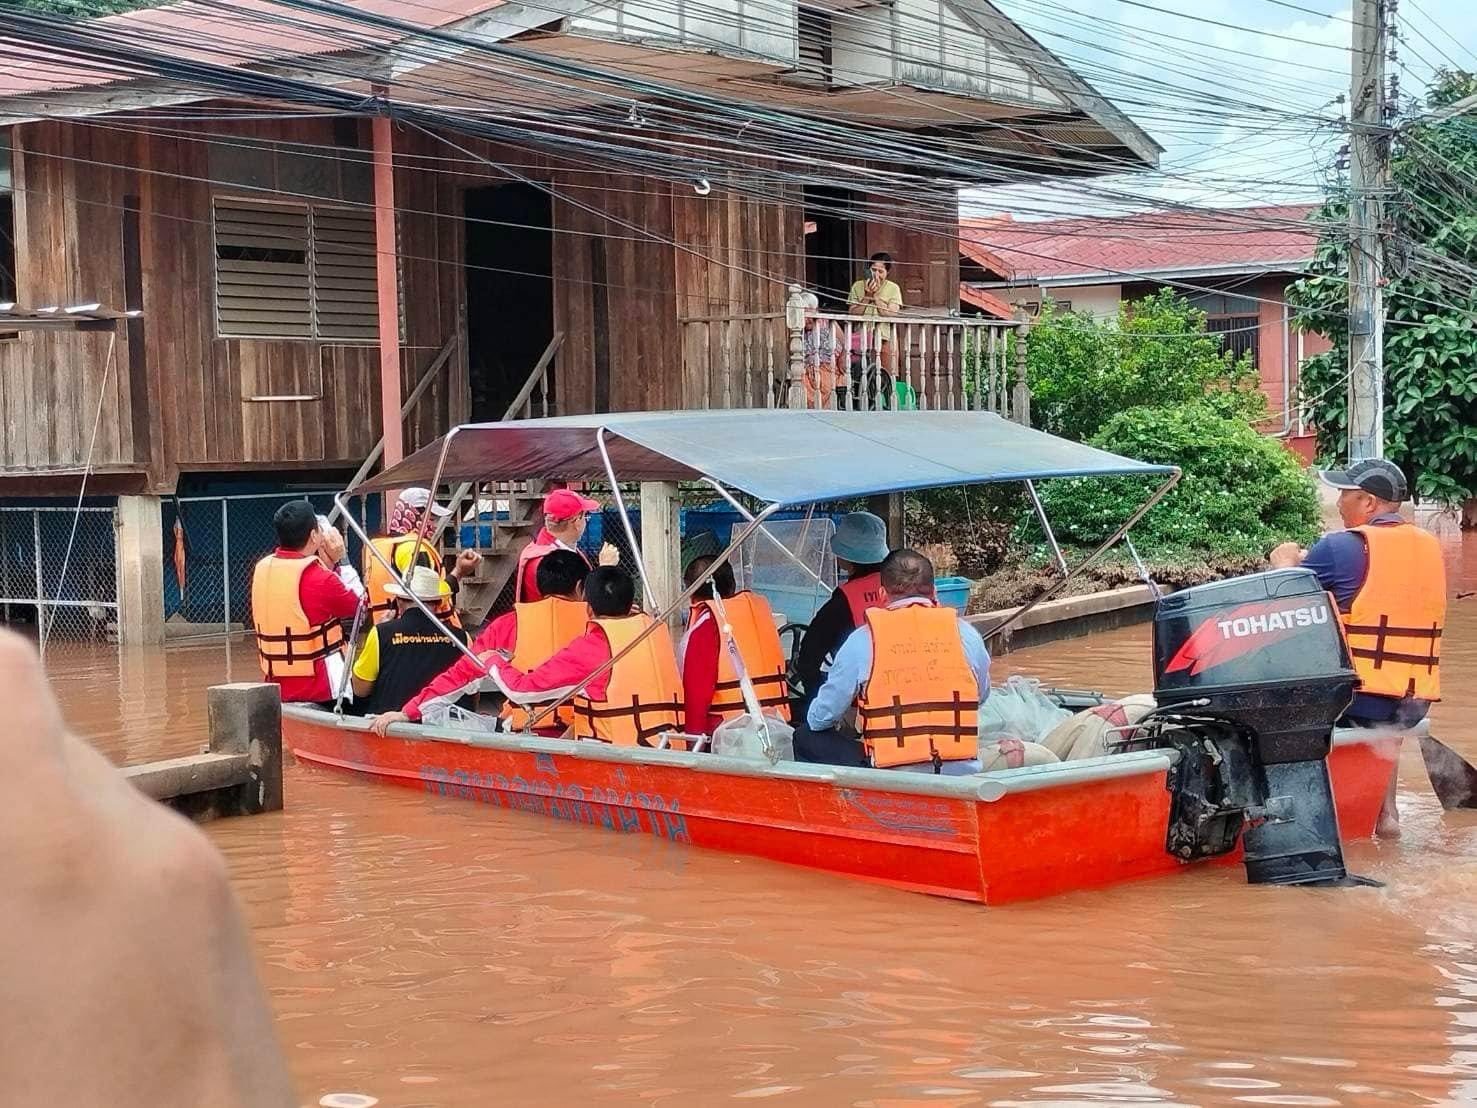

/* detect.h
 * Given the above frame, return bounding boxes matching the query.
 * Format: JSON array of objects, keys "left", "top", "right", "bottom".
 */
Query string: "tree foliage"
[
  {"left": 1025, "top": 289, "right": 1262, "bottom": 441},
  {"left": 11, "top": 0, "right": 159, "bottom": 15},
  {"left": 1033, "top": 402, "right": 1321, "bottom": 561},
  {"left": 1287, "top": 69, "right": 1477, "bottom": 505}
]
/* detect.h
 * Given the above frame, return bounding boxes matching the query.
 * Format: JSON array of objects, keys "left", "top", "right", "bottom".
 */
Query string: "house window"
[
  {"left": 796, "top": 5, "right": 834, "bottom": 87},
  {"left": 213, "top": 197, "right": 377, "bottom": 341},
  {"left": 1206, "top": 314, "right": 1259, "bottom": 368}
]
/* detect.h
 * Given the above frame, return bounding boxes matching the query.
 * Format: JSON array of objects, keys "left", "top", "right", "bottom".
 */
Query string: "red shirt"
[
  {"left": 520, "top": 538, "right": 590, "bottom": 604},
  {"left": 266, "top": 548, "right": 362, "bottom": 704},
  {"left": 681, "top": 606, "right": 722, "bottom": 735}
]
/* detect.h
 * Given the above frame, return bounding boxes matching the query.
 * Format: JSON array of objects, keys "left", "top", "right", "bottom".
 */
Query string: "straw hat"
[{"left": 383, "top": 565, "right": 446, "bottom": 601}]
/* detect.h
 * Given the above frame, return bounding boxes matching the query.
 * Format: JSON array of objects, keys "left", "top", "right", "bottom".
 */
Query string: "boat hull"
[{"left": 283, "top": 708, "right": 1404, "bottom": 905}]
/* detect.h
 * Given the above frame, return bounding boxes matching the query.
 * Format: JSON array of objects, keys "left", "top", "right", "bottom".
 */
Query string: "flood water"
[{"left": 43, "top": 524, "right": 1477, "bottom": 1107}]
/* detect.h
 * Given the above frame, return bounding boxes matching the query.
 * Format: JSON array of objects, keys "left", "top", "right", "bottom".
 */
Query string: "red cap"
[{"left": 542, "top": 488, "right": 600, "bottom": 521}]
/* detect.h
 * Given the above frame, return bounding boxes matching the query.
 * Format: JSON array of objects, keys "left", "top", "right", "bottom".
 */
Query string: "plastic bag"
[
  {"left": 978, "top": 675, "right": 1072, "bottom": 744},
  {"left": 711, "top": 713, "right": 795, "bottom": 763},
  {"left": 420, "top": 703, "right": 502, "bottom": 734}
]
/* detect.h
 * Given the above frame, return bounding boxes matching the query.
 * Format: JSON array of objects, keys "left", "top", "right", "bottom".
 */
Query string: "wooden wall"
[
  {"left": 0, "top": 122, "right": 142, "bottom": 474},
  {"left": 0, "top": 114, "right": 947, "bottom": 490},
  {"left": 862, "top": 191, "right": 961, "bottom": 311}
]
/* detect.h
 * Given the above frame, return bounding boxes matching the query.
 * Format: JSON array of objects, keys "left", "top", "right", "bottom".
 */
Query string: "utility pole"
[{"left": 1346, "top": 0, "right": 1390, "bottom": 462}]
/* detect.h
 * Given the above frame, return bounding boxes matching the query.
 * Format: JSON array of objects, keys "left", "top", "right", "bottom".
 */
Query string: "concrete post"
[
  {"left": 639, "top": 481, "right": 682, "bottom": 631},
  {"left": 784, "top": 283, "right": 808, "bottom": 410},
  {"left": 1012, "top": 323, "right": 1031, "bottom": 427},
  {"left": 207, "top": 682, "right": 284, "bottom": 815},
  {"left": 115, "top": 494, "right": 165, "bottom": 645}
]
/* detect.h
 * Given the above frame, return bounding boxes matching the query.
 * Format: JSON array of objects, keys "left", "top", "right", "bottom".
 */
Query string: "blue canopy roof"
[{"left": 356, "top": 410, "right": 1175, "bottom": 506}]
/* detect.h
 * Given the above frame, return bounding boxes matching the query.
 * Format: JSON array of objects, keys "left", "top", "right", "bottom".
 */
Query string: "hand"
[
  {"left": 598, "top": 542, "right": 621, "bottom": 567},
  {"left": 370, "top": 710, "right": 409, "bottom": 736},
  {"left": 318, "top": 525, "right": 346, "bottom": 567},
  {"left": 865, "top": 276, "right": 880, "bottom": 295},
  {"left": 454, "top": 548, "right": 482, "bottom": 579},
  {"left": 1269, "top": 541, "right": 1306, "bottom": 569},
  {"left": 0, "top": 632, "right": 295, "bottom": 1106}
]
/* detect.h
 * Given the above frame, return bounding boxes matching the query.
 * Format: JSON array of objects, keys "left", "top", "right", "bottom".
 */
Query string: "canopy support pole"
[
  {"left": 982, "top": 470, "right": 1180, "bottom": 642},
  {"left": 1025, "top": 480, "right": 1069, "bottom": 576},
  {"left": 597, "top": 427, "right": 657, "bottom": 611}
]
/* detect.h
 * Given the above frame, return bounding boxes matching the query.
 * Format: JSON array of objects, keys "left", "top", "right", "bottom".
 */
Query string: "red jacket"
[
  {"left": 402, "top": 615, "right": 614, "bottom": 723},
  {"left": 403, "top": 610, "right": 516, "bottom": 722},
  {"left": 267, "top": 548, "right": 362, "bottom": 704}
]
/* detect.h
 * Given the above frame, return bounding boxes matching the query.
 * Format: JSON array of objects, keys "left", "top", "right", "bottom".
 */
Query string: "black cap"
[{"left": 1320, "top": 458, "right": 1409, "bottom": 502}]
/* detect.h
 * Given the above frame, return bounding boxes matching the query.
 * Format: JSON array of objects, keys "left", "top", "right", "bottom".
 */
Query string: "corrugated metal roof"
[
  {"left": 0, "top": 0, "right": 504, "bottom": 97},
  {"left": 960, "top": 204, "right": 1321, "bottom": 284}
]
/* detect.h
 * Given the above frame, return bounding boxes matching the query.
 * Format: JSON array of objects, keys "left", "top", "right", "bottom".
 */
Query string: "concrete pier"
[{"left": 124, "top": 682, "right": 283, "bottom": 821}]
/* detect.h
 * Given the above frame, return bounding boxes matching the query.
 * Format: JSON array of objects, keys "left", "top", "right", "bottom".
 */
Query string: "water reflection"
[{"left": 32, "top": 529, "right": 1477, "bottom": 1106}]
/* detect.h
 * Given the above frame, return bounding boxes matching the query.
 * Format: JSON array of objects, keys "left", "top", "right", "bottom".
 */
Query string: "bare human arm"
[{"left": 0, "top": 632, "right": 295, "bottom": 1106}]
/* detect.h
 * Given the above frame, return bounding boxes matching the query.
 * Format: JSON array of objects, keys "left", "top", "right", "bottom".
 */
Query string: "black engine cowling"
[{"left": 1151, "top": 569, "right": 1369, "bottom": 887}]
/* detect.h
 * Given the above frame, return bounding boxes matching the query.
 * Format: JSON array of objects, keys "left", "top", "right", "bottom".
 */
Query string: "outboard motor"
[{"left": 1151, "top": 568, "right": 1370, "bottom": 887}]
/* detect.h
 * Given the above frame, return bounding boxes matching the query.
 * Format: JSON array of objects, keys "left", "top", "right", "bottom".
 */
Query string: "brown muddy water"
[{"left": 41, "top": 525, "right": 1477, "bottom": 1107}]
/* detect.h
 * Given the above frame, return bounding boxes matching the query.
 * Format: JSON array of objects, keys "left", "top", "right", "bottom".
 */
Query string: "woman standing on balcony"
[
  {"left": 801, "top": 291, "right": 846, "bottom": 409},
  {"left": 847, "top": 252, "right": 903, "bottom": 380}
]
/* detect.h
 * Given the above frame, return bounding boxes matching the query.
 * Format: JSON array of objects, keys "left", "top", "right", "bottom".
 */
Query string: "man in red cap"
[{"left": 516, "top": 487, "right": 619, "bottom": 602}]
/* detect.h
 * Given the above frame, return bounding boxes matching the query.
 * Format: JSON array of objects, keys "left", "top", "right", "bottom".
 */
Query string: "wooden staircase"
[{"left": 433, "top": 333, "right": 565, "bottom": 628}]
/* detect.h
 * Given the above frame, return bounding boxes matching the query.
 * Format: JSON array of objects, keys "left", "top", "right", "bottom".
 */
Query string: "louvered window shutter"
[
  {"left": 214, "top": 198, "right": 312, "bottom": 338},
  {"left": 312, "top": 206, "right": 379, "bottom": 341}
]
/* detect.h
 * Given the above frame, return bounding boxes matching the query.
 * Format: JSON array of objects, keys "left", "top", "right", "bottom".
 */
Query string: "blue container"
[{"left": 935, "top": 575, "right": 971, "bottom": 614}]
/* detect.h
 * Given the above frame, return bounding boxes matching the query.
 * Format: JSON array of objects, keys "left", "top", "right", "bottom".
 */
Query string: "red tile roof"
[
  {"left": 0, "top": 0, "right": 503, "bottom": 98},
  {"left": 960, "top": 204, "right": 1321, "bottom": 284}
]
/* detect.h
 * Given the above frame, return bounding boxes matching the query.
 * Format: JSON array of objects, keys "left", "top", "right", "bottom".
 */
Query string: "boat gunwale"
[{"left": 283, "top": 706, "right": 1419, "bottom": 803}]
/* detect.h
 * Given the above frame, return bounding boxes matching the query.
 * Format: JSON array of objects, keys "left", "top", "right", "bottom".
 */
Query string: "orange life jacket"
[
  {"left": 572, "top": 614, "right": 683, "bottom": 747},
  {"left": 502, "top": 597, "right": 589, "bottom": 732},
  {"left": 1342, "top": 523, "right": 1445, "bottom": 701},
  {"left": 700, "top": 592, "right": 791, "bottom": 723},
  {"left": 857, "top": 604, "right": 980, "bottom": 769},
  {"left": 251, "top": 554, "right": 346, "bottom": 680},
  {"left": 364, "top": 535, "right": 443, "bottom": 624},
  {"left": 840, "top": 571, "right": 886, "bottom": 627}
]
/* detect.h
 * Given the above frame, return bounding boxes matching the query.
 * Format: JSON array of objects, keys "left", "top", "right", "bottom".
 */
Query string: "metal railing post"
[
  {"left": 33, "top": 510, "right": 45, "bottom": 656},
  {"left": 220, "top": 498, "right": 231, "bottom": 628}
]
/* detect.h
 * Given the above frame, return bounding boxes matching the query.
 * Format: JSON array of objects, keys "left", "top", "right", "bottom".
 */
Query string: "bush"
[
  {"left": 1031, "top": 403, "right": 1321, "bottom": 561},
  {"left": 1026, "top": 290, "right": 1262, "bottom": 442},
  {"left": 907, "top": 484, "right": 1018, "bottom": 577}
]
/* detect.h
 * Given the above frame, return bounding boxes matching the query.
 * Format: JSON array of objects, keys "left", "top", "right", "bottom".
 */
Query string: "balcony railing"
[{"left": 679, "top": 286, "right": 1031, "bottom": 422}]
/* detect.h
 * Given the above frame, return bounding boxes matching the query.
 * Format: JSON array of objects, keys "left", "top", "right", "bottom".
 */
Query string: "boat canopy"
[{"left": 354, "top": 410, "right": 1175, "bottom": 506}]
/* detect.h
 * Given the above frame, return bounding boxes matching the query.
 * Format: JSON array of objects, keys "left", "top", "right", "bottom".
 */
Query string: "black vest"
[{"left": 363, "top": 608, "right": 469, "bottom": 716}]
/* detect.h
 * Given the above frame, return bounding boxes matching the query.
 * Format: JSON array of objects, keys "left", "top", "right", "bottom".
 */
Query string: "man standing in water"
[{"left": 1271, "top": 459, "right": 1446, "bottom": 837}]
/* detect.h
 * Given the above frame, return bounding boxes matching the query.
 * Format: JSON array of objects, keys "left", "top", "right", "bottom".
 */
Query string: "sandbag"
[
  {"left": 1040, "top": 694, "right": 1158, "bottom": 761},
  {"left": 978, "top": 675, "right": 1072, "bottom": 745},
  {"left": 711, "top": 713, "right": 795, "bottom": 763},
  {"left": 978, "top": 737, "right": 1060, "bottom": 771}
]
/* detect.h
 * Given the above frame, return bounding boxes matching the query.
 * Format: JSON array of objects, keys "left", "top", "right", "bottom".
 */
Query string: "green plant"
[
  {"left": 1032, "top": 402, "right": 1321, "bottom": 561},
  {"left": 1287, "top": 69, "right": 1477, "bottom": 505},
  {"left": 1024, "top": 290, "right": 1260, "bottom": 441}
]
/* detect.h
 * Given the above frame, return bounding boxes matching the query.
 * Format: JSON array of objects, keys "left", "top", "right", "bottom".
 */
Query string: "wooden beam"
[
  {"left": 372, "top": 111, "right": 403, "bottom": 469},
  {"left": 640, "top": 481, "right": 682, "bottom": 627}
]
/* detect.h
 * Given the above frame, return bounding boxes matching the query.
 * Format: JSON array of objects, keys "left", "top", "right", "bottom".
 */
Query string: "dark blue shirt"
[{"left": 1300, "top": 513, "right": 1423, "bottom": 723}]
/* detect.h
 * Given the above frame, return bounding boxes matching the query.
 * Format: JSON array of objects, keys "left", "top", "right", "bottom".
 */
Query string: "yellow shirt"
[
  {"left": 847, "top": 278, "right": 903, "bottom": 342},
  {"left": 352, "top": 626, "right": 382, "bottom": 684}
]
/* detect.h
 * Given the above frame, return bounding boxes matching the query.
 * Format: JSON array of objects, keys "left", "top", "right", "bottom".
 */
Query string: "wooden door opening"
[
  {"left": 804, "top": 184, "right": 857, "bottom": 311},
  {"left": 464, "top": 183, "right": 554, "bottom": 421}
]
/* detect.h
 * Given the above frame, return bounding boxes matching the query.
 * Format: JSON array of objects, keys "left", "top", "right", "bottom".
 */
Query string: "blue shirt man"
[{"left": 802, "top": 553, "right": 991, "bottom": 774}]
